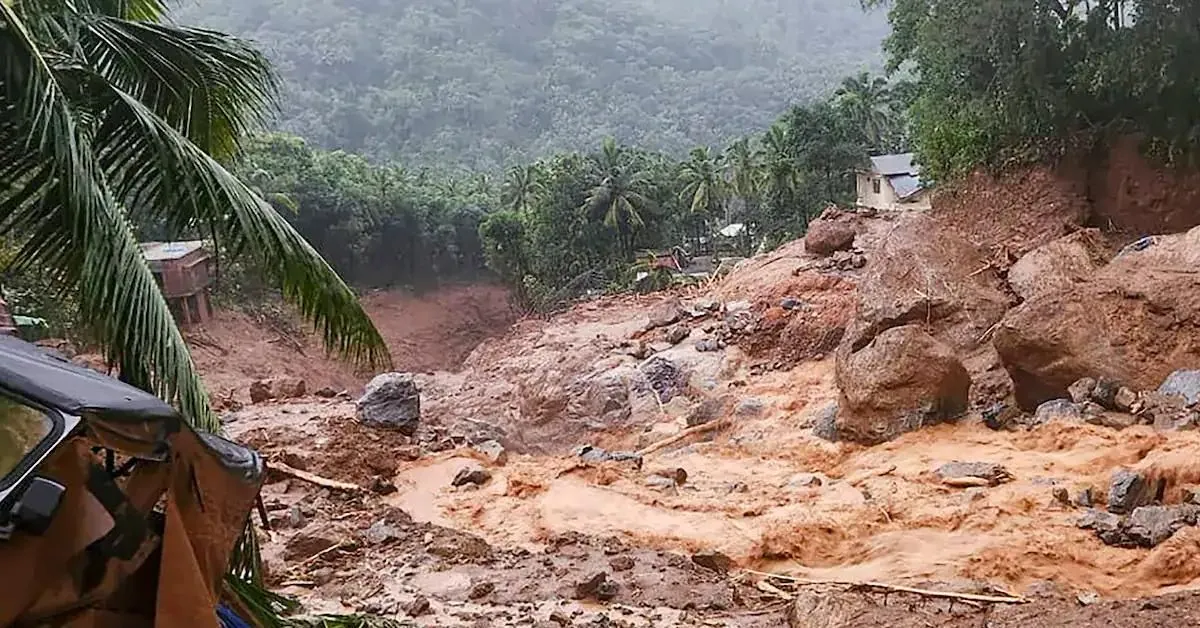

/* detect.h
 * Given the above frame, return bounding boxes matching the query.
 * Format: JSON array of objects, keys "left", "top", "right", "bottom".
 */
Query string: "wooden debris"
[
  {"left": 271, "top": 460, "right": 365, "bottom": 493},
  {"left": 743, "top": 569, "right": 1027, "bottom": 605},
  {"left": 636, "top": 418, "right": 729, "bottom": 456}
]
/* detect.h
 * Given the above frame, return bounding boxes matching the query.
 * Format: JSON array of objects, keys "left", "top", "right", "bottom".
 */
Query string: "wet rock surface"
[
  {"left": 357, "top": 372, "right": 422, "bottom": 434},
  {"left": 835, "top": 325, "right": 970, "bottom": 444}
]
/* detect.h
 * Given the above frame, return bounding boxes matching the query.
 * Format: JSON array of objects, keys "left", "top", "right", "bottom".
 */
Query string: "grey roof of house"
[
  {"left": 139, "top": 240, "right": 206, "bottom": 262},
  {"left": 889, "top": 174, "right": 924, "bottom": 200},
  {"left": 869, "top": 153, "right": 920, "bottom": 177}
]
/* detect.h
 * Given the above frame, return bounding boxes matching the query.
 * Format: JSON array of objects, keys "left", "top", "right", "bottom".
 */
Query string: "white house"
[{"left": 856, "top": 153, "right": 931, "bottom": 211}]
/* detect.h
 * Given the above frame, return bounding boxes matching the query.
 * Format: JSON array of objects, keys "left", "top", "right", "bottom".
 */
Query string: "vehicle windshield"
[{"left": 0, "top": 396, "right": 53, "bottom": 486}]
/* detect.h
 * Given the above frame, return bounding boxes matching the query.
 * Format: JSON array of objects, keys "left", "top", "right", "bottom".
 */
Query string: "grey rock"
[
  {"left": 1108, "top": 469, "right": 1157, "bottom": 514},
  {"left": 691, "top": 550, "right": 733, "bottom": 574},
  {"left": 473, "top": 439, "right": 509, "bottom": 466},
  {"left": 452, "top": 465, "right": 492, "bottom": 487},
  {"left": 609, "top": 555, "right": 635, "bottom": 572},
  {"left": 364, "top": 520, "right": 403, "bottom": 545},
  {"left": 1033, "top": 399, "right": 1083, "bottom": 425},
  {"left": 936, "top": 461, "right": 1013, "bottom": 486},
  {"left": 285, "top": 504, "right": 307, "bottom": 529},
  {"left": 695, "top": 337, "right": 722, "bottom": 352},
  {"left": 1085, "top": 411, "right": 1137, "bottom": 430},
  {"left": 734, "top": 397, "right": 765, "bottom": 418},
  {"left": 1077, "top": 508, "right": 1125, "bottom": 545},
  {"left": 811, "top": 402, "right": 839, "bottom": 442},
  {"left": 686, "top": 396, "right": 727, "bottom": 427},
  {"left": 1075, "top": 487, "right": 1095, "bottom": 508},
  {"left": 644, "top": 475, "right": 678, "bottom": 493},
  {"left": 639, "top": 356, "right": 684, "bottom": 402},
  {"left": 356, "top": 372, "right": 421, "bottom": 435},
  {"left": 1183, "top": 485, "right": 1200, "bottom": 505},
  {"left": 1052, "top": 486, "right": 1070, "bottom": 505},
  {"left": 789, "top": 473, "right": 824, "bottom": 488},
  {"left": 314, "top": 386, "right": 339, "bottom": 398},
  {"left": 1114, "top": 387, "right": 1139, "bottom": 412},
  {"left": 1124, "top": 505, "right": 1199, "bottom": 548},
  {"left": 404, "top": 597, "right": 431, "bottom": 617},
  {"left": 780, "top": 297, "right": 804, "bottom": 310},
  {"left": 310, "top": 567, "right": 335, "bottom": 586},
  {"left": 665, "top": 325, "right": 690, "bottom": 345},
  {"left": 647, "top": 299, "right": 683, "bottom": 329},
  {"left": 1092, "top": 378, "right": 1121, "bottom": 409},
  {"left": 1068, "top": 378, "right": 1097, "bottom": 404},
  {"left": 1159, "top": 370, "right": 1200, "bottom": 406},
  {"left": 575, "top": 572, "right": 617, "bottom": 601}
]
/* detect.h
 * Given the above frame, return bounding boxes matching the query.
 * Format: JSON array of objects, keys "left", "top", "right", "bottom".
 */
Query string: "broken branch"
[
  {"left": 742, "top": 569, "right": 1027, "bottom": 605},
  {"left": 271, "top": 460, "right": 365, "bottom": 493},
  {"left": 636, "top": 417, "right": 730, "bottom": 456}
]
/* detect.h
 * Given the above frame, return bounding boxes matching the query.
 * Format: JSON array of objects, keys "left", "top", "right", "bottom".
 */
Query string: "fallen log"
[
  {"left": 271, "top": 460, "right": 365, "bottom": 493},
  {"left": 635, "top": 417, "right": 729, "bottom": 457},
  {"left": 743, "top": 569, "right": 1027, "bottom": 605}
]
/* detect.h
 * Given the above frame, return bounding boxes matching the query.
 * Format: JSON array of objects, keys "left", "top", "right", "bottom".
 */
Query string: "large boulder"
[
  {"left": 994, "top": 225, "right": 1200, "bottom": 409},
  {"left": 804, "top": 219, "right": 856, "bottom": 256},
  {"left": 843, "top": 215, "right": 1011, "bottom": 354},
  {"left": 1006, "top": 228, "right": 1110, "bottom": 301},
  {"left": 357, "top": 372, "right": 421, "bottom": 434},
  {"left": 834, "top": 325, "right": 971, "bottom": 444}
]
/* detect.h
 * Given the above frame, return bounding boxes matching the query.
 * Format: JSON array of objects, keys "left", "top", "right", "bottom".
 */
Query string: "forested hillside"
[{"left": 174, "top": 0, "right": 887, "bottom": 169}]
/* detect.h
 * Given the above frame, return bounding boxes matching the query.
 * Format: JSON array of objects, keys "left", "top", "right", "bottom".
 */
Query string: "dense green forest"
[{"left": 174, "top": 0, "right": 888, "bottom": 169}]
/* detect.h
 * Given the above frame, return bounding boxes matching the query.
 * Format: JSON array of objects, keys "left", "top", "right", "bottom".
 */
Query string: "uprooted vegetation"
[{"left": 206, "top": 155, "right": 1200, "bottom": 625}]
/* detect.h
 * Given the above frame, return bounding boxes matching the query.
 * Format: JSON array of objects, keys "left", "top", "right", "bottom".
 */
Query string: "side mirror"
[{"left": 10, "top": 476, "right": 66, "bottom": 535}]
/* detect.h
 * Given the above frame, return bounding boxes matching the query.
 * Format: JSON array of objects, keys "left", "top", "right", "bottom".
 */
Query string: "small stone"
[
  {"left": 1077, "top": 591, "right": 1100, "bottom": 606},
  {"left": 285, "top": 504, "right": 307, "bottom": 529},
  {"left": 452, "top": 466, "right": 492, "bottom": 487},
  {"left": 314, "top": 386, "right": 339, "bottom": 398},
  {"left": 789, "top": 473, "right": 824, "bottom": 488},
  {"left": 1108, "top": 469, "right": 1156, "bottom": 514},
  {"left": 1052, "top": 486, "right": 1070, "bottom": 506},
  {"left": 1075, "top": 487, "right": 1095, "bottom": 508},
  {"left": 1182, "top": 485, "right": 1200, "bottom": 505},
  {"left": 310, "top": 567, "right": 335, "bottom": 586},
  {"left": 644, "top": 475, "right": 678, "bottom": 493},
  {"left": 1085, "top": 411, "right": 1137, "bottom": 430},
  {"left": 473, "top": 439, "right": 509, "bottom": 466},
  {"left": 370, "top": 476, "right": 397, "bottom": 495},
  {"left": 469, "top": 581, "right": 495, "bottom": 599},
  {"left": 404, "top": 596, "right": 431, "bottom": 617},
  {"left": 575, "top": 572, "right": 612, "bottom": 600},
  {"left": 549, "top": 610, "right": 572, "bottom": 626},
  {"left": 249, "top": 379, "right": 273, "bottom": 404},
  {"left": 364, "top": 520, "right": 402, "bottom": 545},
  {"left": 691, "top": 550, "right": 733, "bottom": 574},
  {"left": 695, "top": 337, "right": 721, "bottom": 352},
  {"left": 1033, "top": 399, "right": 1083, "bottom": 425},
  {"left": 595, "top": 580, "right": 619, "bottom": 601},
  {"left": 1077, "top": 508, "right": 1124, "bottom": 545},
  {"left": 733, "top": 397, "right": 765, "bottom": 418},
  {"left": 1068, "top": 378, "right": 1097, "bottom": 404},
  {"left": 609, "top": 555, "right": 635, "bottom": 572},
  {"left": 780, "top": 297, "right": 803, "bottom": 310},
  {"left": 397, "top": 446, "right": 422, "bottom": 461},
  {"left": 811, "top": 402, "right": 839, "bottom": 442},
  {"left": 665, "top": 326, "right": 690, "bottom": 345},
  {"left": 1114, "top": 387, "right": 1138, "bottom": 412},
  {"left": 1091, "top": 378, "right": 1120, "bottom": 409}
]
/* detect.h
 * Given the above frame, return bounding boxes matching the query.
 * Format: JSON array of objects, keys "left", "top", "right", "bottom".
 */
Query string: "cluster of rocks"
[
  {"left": 635, "top": 296, "right": 760, "bottom": 357},
  {"left": 1073, "top": 469, "right": 1200, "bottom": 548},
  {"left": 1023, "top": 370, "right": 1200, "bottom": 432},
  {"left": 803, "top": 209, "right": 867, "bottom": 270}
]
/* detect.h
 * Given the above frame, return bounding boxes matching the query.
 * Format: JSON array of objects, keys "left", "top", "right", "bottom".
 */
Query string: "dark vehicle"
[{"left": 0, "top": 335, "right": 264, "bottom": 627}]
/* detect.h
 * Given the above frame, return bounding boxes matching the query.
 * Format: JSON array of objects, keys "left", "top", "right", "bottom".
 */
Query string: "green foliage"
[
  {"left": 173, "top": 0, "right": 888, "bottom": 169},
  {"left": 873, "top": 0, "right": 1200, "bottom": 178},
  {"left": 0, "top": 0, "right": 389, "bottom": 433},
  {"left": 232, "top": 134, "right": 492, "bottom": 289}
]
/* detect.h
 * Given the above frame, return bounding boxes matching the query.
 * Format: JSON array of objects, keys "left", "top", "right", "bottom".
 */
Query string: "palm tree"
[
  {"left": 723, "top": 137, "right": 762, "bottom": 223},
  {"left": 758, "top": 123, "right": 799, "bottom": 206},
  {"left": 500, "top": 163, "right": 543, "bottom": 214},
  {"left": 580, "top": 137, "right": 653, "bottom": 260},
  {"left": 834, "top": 71, "right": 896, "bottom": 152},
  {"left": 678, "top": 146, "right": 727, "bottom": 221},
  {"left": 1, "top": 0, "right": 390, "bottom": 432}
]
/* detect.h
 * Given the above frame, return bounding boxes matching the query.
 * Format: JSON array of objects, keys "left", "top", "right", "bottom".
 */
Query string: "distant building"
[
  {"left": 139, "top": 241, "right": 214, "bottom": 325},
  {"left": 856, "top": 153, "right": 931, "bottom": 211}
]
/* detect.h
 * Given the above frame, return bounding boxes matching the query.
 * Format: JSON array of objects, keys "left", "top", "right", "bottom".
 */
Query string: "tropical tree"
[
  {"left": 723, "top": 136, "right": 762, "bottom": 225},
  {"left": 0, "top": 0, "right": 390, "bottom": 433},
  {"left": 678, "top": 146, "right": 727, "bottom": 221},
  {"left": 500, "top": 163, "right": 544, "bottom": 214},
  {"left": 833, "top": 71, "right": 896, "bottom": 152},
  {"left": 580, "top": 137, "right": 653, "bottom": 260}
]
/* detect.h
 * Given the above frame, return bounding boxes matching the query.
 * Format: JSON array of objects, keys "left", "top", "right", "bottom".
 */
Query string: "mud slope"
[{"left": 189, "top": 284, "right": 516, "bottom": 404}]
